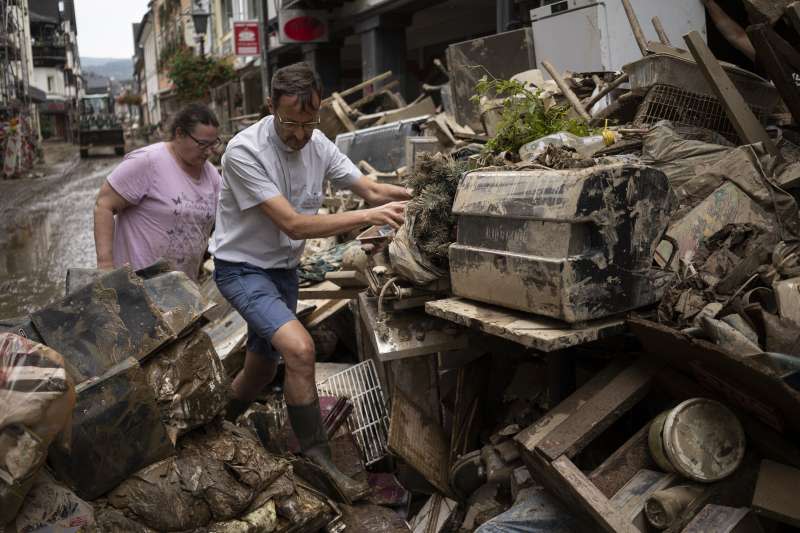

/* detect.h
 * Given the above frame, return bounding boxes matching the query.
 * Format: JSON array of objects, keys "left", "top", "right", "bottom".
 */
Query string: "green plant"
[
  {"left": 472, "top": 75, "right": 594, "bottom": 155},
  {"left": 166, "top": 47, "right": 236, "bottom": 102}
]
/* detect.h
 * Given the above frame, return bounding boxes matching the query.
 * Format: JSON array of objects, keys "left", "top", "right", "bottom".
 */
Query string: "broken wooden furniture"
[
  {"left": 318, "top": 71, "right": 394, "bottom": 140},
  {"left": 513, "top": 357, "right": 663, "bottom": 532}
]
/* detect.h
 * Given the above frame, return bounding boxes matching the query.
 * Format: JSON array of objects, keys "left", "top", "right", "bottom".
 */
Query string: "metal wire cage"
[
  {"left": 633, "top": 84, "right": 769, "bottom": 143},
  {"left": 316, "top": 359, "right": 390, "bottom": 466}
]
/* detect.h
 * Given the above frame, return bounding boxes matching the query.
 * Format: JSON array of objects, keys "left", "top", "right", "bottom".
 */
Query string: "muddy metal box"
[
  {"left": 449, "top": 164, "right": 673, "bottom": 323},
  {"left": 335, "top": 116, "right": 429, "bottom": 173}
]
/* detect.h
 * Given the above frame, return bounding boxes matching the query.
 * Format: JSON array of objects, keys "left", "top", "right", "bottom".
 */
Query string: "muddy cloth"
[
  {"left": 29, "top": 266, "right": 174, "bottom": 384},
  {"left": 0, "top": 333, "right": 75, "bottom": 525},
  {"left": 143, "top": 270, "right": 214, "bottom": 336},
  {"left": 676, "top": 146, "right": 800, "bottom": 241},
  {"left": 389, "top": 223, "right": 446, "bottom": 286},
  {"left": 143, "top": 329, "right": 229, "bottom": 442},
  {"left": 476, "top": 487, "right": 578, "bottom": 533},
  {"left": 641, "top": 123, "right": 734, "bottom": 190},
  {"left": 658, "top": 224, "right": 776, "bottom": 328},
  {"left": 338, "top": 504, "right": 409, "bottom": 532},
  {"left": 298, "top": 241, "right": 359, "bottom": 285},
  {"left": 108, "top": 421, "right": 289, "bottom": 531},
  {"left": 88, "top": 505, "right": 157, "bottom": 533},
  {"left": 274, "top": 484, "right": 336, "bottom": 532},
  {"left": 4, "top": 470, "right": 94, "bottom": 533}
]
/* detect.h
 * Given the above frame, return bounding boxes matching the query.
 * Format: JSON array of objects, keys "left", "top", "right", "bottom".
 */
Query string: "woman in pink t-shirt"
[{"left": 93, "top": 103, "right": 222, "bottom": 280}]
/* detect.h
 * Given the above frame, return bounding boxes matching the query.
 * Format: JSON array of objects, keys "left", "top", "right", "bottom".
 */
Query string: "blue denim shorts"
[{"left": 213, "top": 258, "right": 299, "bottom": 361}]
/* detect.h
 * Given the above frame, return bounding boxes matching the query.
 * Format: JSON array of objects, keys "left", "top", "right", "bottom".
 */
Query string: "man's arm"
[
  {"left": 348, "top": 175, "right": 412, "bottom": 206},
  {"left": 259, "top": 195, "right": 406, "bottom": 240},
  {"left": 94, "top": 180, "right": 131, "bottom": 269}
]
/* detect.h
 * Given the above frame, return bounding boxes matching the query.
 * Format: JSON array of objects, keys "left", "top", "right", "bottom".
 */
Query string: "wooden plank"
[
  {"left": 629, "top": 317, "right": 800, "bottom": 436},
  {"left": 589, "top": 425, "right": 656, "bottom": 498},
  {"left": 540, "top": 60, "right": 592, "bottom": 121},
  {"left": 321, "top": 71, "right": 393, "bottom": 105},
  {"left": 652, "top": 16, "right": 672, "bottom": 45},
  {"left": 621, "top": 0, "right": 649, "bottom": 56},
  {"left": 521, "top": 451, "right": 640, "bottom": 533},
  {"left": 425, "top": 298, "right": 625, "bottom": 353},
  {"left": 303, "top": 299, "right": 350, "bottom": 329},
  {"left": 299, "top": 281, "right": 362, "bottom": 300},
  {"left": 515, "top": 358, "right": 629, "bottom": 452},
  {"left": 752, "top": 459, "right": 800, "bottom": 527},
  {"left": 682, "top": 505, "right": 764, "bottom": 533},
  {"left": 387, "top": 388, "right": 451, "bottom": 495},
  {"left": 747, "top": 24, "right": 800, "bottom": 125},
  {"left": 535, "top": 358, "right": 661, "bottom": 461},
  {"left": 683, "top": 31, "right": 779, "bottom": 157},
  {"left": 323, "top": 271, "right": 367, "bottom": 289}
]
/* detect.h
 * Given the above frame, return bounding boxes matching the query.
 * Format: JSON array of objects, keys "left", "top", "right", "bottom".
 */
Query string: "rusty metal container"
[
  {"left": 449, "top": 163, "right": 674, "bottom": 323},
  {"left": 647, "top": 398, "right": 746, "bottom": 483}
]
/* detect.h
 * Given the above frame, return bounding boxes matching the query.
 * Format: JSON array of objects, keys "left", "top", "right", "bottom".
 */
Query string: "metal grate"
[
  {"left": 317, "top": 359, "right": 389, "bottom": 465},
  {"left": 633, "top": 84, "right": 768, "bottom": 143}
]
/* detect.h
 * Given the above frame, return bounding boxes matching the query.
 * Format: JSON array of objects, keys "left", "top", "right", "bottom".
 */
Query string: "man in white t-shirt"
[{"left": 210, "top": 62, "right": 410, "bottom": 500}]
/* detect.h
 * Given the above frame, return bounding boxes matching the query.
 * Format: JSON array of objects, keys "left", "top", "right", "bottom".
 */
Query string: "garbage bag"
[
  {"left": 108, "top": 421, "right": 289, "bottom": 531},
  {"left": 0, "top": 333, "right": 75, "bottom": 525},
  {"left": 389, "top": 223, "right": 446, "bottom": 286},
  {"left": 476, "top": 487, "right": 579, "bottom": 533},
  {"left": 143, "top": 330, "right": 229, "bottom": 442},
  {"left": 641, "top": 122, "right": 733, "bottom": 190},
  {"left": 4, "top": 470, "right": 94, "bottom": 533}
]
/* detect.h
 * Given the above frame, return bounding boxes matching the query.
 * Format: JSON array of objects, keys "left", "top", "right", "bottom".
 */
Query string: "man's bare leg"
[
  {"left": 225, "top": 350, "right": 279, "bottom": 421},
  {"left": 232, "top": 350, "right": 279, "bottom": 400},
  {"left": 271, "top": 320, "right": 369, "bottom": 501}
]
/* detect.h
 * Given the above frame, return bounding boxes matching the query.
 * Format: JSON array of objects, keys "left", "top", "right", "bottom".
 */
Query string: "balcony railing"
[{"left": 32, "top": 41, "right": 67, "bottom": 67}]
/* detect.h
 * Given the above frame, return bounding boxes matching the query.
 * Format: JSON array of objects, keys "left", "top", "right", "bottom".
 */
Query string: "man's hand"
[
  {"left": 364, "top": 201, "right": 407, "bottom": 229},
  {"left": 350, "top": 176, "right": 413, "bottom": 205}
]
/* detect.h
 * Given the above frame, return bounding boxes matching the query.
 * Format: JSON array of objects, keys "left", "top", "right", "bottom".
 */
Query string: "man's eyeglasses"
[
  {"left": 276, "top": 112, "right": 321, "bottom": 132},
  {"left": 186, "top": 131, "right": 222, "bottom": 150}
]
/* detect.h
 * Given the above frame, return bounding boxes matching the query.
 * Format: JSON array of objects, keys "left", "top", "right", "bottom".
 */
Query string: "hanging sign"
[
  {"left": 234, "top": 21, "right": 260, "bottom": 56},
  {"left": 278, "top": 9, "right": 329, "bottom": 43}
]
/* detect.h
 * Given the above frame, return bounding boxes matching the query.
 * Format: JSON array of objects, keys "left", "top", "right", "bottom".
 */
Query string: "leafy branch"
[
  {"left": 166, "top": 47, "right": 236, "bottom": 102},
  {"left": 472, "top": 74, "right": 594, "bottom": 155}
]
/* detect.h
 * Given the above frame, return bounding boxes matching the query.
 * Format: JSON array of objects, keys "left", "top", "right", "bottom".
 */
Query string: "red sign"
[{"left": 234, "top": 21, "right": 260, "bottom": 56}]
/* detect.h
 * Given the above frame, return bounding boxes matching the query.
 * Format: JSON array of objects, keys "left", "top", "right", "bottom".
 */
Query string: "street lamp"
[{"left": 192, "top": 0, "right": 210, "bottom": 57}]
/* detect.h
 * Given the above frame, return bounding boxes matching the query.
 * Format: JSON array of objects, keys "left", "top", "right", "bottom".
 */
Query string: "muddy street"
[{"left": 0, "top": 145, "right": 120, "bottom": 318}]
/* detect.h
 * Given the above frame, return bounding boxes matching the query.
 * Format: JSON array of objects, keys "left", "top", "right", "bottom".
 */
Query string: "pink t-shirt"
[{"left": 107, "top": 142, "right": 221, "bottom": 280}]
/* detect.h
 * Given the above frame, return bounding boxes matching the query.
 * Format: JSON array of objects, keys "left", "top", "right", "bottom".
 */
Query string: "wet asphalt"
[{"left": 0, "top": 149, "right": 120, "bottom": 318}]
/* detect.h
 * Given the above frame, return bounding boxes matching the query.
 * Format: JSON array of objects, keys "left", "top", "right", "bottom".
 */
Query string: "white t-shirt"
[{"left": 209, "top": 115, "right": 361, "bottom": 269}]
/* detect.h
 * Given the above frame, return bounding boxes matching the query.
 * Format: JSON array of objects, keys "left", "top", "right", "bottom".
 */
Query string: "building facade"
[{"left": 29, "top": 0, "right": 82, "bottom": 141}]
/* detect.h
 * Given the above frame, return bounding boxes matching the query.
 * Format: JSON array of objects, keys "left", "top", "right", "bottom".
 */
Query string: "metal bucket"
[{"left": 647, "top": 398, "right": 745, "bottom": 482}]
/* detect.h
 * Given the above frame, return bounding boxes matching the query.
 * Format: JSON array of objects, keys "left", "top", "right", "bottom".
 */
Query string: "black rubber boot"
[{"left": 287, "top": 397, "right": 370, "bottom": 502}]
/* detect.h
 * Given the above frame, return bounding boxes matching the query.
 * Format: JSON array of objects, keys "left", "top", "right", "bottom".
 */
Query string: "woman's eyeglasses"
[{"left": 186, "top": 132, "right": 222, "bottom": 150}]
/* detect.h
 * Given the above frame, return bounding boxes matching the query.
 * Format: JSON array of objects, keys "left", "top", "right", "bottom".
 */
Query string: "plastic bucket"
[{"left": 647, "top": 398, "right": 745, "bottom": 482}]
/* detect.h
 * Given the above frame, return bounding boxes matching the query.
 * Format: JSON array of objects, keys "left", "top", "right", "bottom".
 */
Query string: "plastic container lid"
[{"left": 661, "top": 398, "right": 746, "bottom": 483}]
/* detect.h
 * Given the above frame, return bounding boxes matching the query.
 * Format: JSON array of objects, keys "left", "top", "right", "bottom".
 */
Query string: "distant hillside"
[{"left": 80, "top": 57, "right": 133, "bottom": 82}]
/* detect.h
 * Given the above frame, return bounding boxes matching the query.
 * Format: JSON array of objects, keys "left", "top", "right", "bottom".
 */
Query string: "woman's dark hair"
[
  {"left": 169, "top": 103, "right": 219, "bottom": 139},
  {"left": 271, "top": 62, "right": 322, "bottom": 112}
]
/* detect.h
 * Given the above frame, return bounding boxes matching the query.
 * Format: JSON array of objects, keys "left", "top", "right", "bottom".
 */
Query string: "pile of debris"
[
  {"left": 5, "top": 0, "right": 800, "bottom": 531},
  {"left": 274, "top": 1, "right": 800, "bottom": 531}
]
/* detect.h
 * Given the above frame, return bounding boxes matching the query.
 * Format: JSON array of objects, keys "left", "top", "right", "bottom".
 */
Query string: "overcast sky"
[{"left": 75, "top": 0, "right": 151, "bottom": 58}]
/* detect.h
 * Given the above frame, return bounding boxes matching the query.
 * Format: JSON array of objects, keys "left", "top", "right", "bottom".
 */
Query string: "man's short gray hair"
[{"left": 271, "top": 62, "right": 322, "bottom": 111}]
